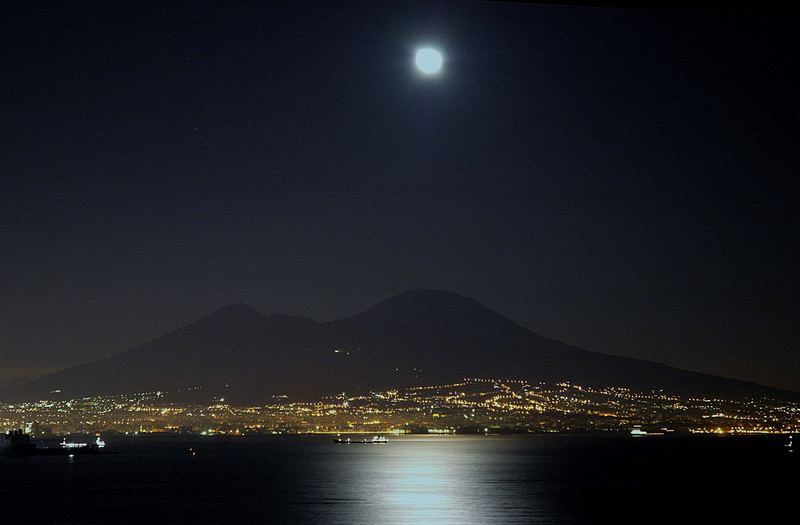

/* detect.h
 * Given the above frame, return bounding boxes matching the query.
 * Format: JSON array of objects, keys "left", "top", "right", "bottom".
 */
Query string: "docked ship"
[
  {"left": 630, "top": 425, "right": 665, "bottom": 437},
  {"left": 333, "top": 435, "right": 388, "bottom": 444},
  {"left": 3, "top": 430, "right": 105, "bottom": 456}
]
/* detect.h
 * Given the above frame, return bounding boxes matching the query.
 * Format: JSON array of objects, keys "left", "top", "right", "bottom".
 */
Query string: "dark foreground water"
[{"left": 1, "top": 434, "right": 794, "bottom": 523}]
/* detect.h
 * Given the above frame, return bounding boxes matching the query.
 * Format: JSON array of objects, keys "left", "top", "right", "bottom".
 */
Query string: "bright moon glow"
[{"left": 415, "top": 48, "right": 443, "bottom": 75}]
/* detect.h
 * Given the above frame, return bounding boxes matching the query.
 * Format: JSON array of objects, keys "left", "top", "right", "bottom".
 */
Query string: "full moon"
[{"left": 415, "top": 48, "right": 443, "bottom": 75}]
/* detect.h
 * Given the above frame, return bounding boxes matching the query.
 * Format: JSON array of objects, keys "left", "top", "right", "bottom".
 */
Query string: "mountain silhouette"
[{"left": 2, "top": 290, "right": 795, "bottom": 402}]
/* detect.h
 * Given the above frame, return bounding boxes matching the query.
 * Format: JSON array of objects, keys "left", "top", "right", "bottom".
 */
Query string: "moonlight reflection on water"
[{"left": 1, "top": 434, "right": 794, "bottom": 524}]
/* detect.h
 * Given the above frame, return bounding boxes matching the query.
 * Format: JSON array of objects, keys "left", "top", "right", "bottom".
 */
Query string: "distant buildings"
[{"left": 2, "top": 379, "right": 797, "bottom": 436}]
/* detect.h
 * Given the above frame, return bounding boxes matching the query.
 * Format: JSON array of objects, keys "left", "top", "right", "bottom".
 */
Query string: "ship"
[
  {"left": 630, "top": 425, "right": 665, "bottom": 437},
  {"left": 3, "top": 430, "right": 105, "bottom": 456},
  {"left": 333, "top": 435, "right": 388, "bottom": 444}
]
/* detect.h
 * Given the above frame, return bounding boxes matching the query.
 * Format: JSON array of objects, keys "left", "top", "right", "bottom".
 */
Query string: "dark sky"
[{"left": 1, "top": 1, "right": 798, "bottom": 390}]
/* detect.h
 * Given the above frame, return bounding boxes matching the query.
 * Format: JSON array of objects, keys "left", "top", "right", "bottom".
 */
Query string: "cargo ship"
[
  {"left": 333, "top": 435, "right": 388, "bottom": 444},
  {"left": 3, "top": 430, "right": 105, "bottom": 456},
  {"left": 630, "top": 425, "right": 665, "bottom": 437}
]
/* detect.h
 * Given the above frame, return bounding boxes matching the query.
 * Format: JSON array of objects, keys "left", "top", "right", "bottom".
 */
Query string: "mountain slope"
[{"left": 2, "top": 290, "right": 795, "bottom": 402}]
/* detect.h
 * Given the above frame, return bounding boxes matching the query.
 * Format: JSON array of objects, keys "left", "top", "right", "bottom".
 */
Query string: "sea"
[{"left": 1, "top": 434, "right": 794, "bottom": 523}]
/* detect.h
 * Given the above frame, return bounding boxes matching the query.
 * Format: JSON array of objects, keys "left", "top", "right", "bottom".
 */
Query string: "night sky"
[{"left": 1, "top": 2, "right": 797, "bottom": 390}]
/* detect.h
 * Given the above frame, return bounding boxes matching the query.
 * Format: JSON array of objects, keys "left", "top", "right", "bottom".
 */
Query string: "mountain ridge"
[{"left": 2, "top": 289, "right": 796, "bottom": 402}]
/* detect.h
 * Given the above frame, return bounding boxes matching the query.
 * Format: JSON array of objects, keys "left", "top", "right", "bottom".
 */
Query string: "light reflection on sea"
[{"left": 1, "top": 434, "right": 794, "bottom": 524}]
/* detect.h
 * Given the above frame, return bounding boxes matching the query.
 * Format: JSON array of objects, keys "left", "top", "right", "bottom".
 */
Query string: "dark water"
[{"left": 2, "top": 434, "right": 794, "bottom": 523}]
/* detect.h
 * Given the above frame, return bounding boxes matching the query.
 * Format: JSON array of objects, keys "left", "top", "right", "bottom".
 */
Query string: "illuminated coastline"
[{"left": 2, "top": 378, "right": 797, "bottom": 437}]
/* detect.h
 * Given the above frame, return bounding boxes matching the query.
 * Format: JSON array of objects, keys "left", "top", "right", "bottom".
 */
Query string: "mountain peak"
[
  {"left": 207, "top": 302, "right": 263, "bottom": 319},
  {"left": 373, "top": 289, "right": 478, "bottom": 310},
  {"left": 2, "top": 290, "right": 794, "bottom": 403},
  {"left": 347, "top": 289, "right": 515, "bottom": 330},
  {"left": 392, "top": 288, "right": 469, "bottom": 300}
]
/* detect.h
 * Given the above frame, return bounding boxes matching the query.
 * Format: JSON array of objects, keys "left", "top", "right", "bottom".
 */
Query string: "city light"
[{"left": 2, "top": 379, "right": 797, "bottom": 437}]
